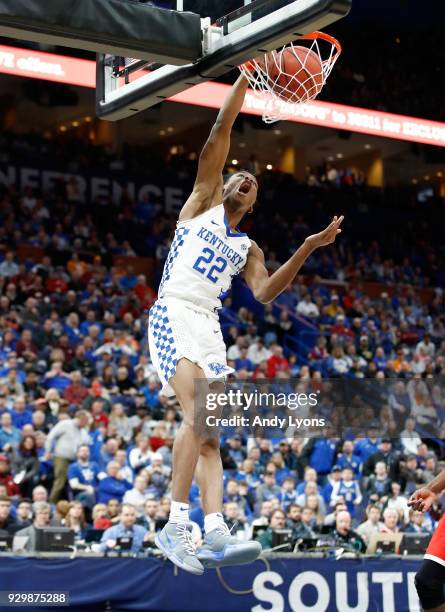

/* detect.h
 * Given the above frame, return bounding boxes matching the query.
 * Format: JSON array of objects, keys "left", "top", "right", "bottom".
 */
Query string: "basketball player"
[
  {"left": 410, "top": 474, "right": 445, "bottom": 610},
  {"left": 148, "top": 72, "right": 344, "bottom": 575}
]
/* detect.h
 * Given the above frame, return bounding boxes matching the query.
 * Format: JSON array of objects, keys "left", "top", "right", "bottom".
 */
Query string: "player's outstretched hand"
[
  {"left": 306, "top": 215, "right": 344, "bottom": 249},
  {"left": 408, "top": 488, "right": 436, "bottom": 512}
]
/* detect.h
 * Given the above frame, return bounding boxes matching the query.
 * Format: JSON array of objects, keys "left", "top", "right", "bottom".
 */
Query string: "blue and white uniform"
[{"left": 148, "top": 204, "right": 251, "bottom": 394}]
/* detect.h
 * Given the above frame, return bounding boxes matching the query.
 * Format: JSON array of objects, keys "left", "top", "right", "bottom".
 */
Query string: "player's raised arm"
[
  {"left": 178, "top": 75, "right": 249, "bottom": 222},
  {"left": 244, "top": 216, "right": 344, "bottom": 304}
]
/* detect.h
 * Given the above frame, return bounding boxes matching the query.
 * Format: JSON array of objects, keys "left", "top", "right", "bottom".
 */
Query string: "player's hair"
[{"left": 223, "top": 170, "right": 252, "bottom": 184}]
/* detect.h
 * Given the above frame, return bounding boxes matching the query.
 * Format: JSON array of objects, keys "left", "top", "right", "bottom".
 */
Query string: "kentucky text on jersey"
[
  {"left": 197, "top": 226, "right": 244, "bottom": 268},
  {"left": 158, "top": 204, "right": 251, "bottom": 313}
]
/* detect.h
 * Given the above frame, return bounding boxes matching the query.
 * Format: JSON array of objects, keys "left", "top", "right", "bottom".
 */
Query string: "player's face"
[{"left": 223, "top": 172, "right": 258, "bottom": 210}]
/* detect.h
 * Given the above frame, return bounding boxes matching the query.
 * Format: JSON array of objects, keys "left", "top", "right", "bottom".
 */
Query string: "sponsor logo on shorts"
[{"left": 208, "top": 362, "right": 227, "bottom": 376}]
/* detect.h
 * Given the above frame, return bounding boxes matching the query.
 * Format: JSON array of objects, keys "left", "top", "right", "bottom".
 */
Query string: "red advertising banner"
[
  {"left": 0, "top": 43, "right": 95, "bottom": 88},
  {"left": 1, "top": 44, "right": 444, "bottom": 147}
]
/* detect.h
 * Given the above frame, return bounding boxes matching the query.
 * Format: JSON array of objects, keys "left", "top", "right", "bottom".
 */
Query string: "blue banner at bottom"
[{"left": 0, "top": 556, "right": 422, "bottom": 612}]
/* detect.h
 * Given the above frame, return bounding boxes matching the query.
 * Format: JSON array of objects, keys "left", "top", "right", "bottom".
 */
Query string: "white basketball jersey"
[{"left": 158, "top": 204, "right": 252, "bottom": 313}]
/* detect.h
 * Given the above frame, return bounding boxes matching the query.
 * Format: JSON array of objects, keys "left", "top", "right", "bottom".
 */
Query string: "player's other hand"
[
  {"left": 408, "top": 488, "right": 436, "bottom": 512},
  {"left": 306, "top": 215, "right": 344, "bottom": 249}
]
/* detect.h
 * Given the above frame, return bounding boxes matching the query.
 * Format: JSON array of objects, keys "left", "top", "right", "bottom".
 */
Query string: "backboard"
[{"left": 96, "top": 0, "right": 351, "bottom": 121}]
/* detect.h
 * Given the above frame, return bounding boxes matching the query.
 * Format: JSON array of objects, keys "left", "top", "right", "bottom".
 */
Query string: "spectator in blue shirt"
[
  {"left": 403, "top": 509, "right": 431, "bottom": 534},
  {"left": 336, "top": 440, "right": 362, "bottom": 477},
  {"left": 226, "top": 435, "right": 246, "bottom": 466},
  {"left": 270, "top": 454, "right": 291, "bottom": 485},
  {"left": 372, "top": 346, "right": 387, "bottom": 370},
  {"left": 43, "top": 362, "right": 71, "bottom": 392},
  {"left": 0, "top": 412, "right": 21, "bottom": 451},
  {"left": 68, "top": 445, "right": 102, "bottom": 509},
  {"left": 99, "top": 503, "right": 148, "bottom": 553},
  {"left": 258, "top": 439, "right": 273, "bottom": 468},
  {"left": 140, "top": 379, "right": 160, "bottom": 409},
  {"left": 322, "top": 465, "right": 343, "bottom": 507},
  {"left": 304, "top": 434, "right": 339, "bottom": 477},
  {"left": 11, "top": 397, "right": 32, "bottom": 430},
  {"left": 279, "top": 477, "right": 298, "bottom": 509},
  {"left": 97, "top": 461, "right": 132, "bottom": 504},
  {"left": 80, "top": 311, "right": 102, "bottom": 337},
  {"left": 296, "top": 467, "right": 320, "bottom": 495},
  {"left": 64, "top": 313, "right": 82, "bottom": 345},
  {"left": 135, "top": 193, "right": 155, "bottom": 224},
  {"left": 353, "top": 428, "right": 380, "bottom": 463},
  {"left": 0, "top": 356, "right": 26, "bottom": 383},
  {"left": 330, "top": 467, "right": 362, "bottom": 516},
  {"left": 235, "top": 458, "right": 261, "bottom": 489},
  {"left": 119, "top": 267, "right": 138, "bottom": 291},
  {"left": 234, "top": 348, "right": 254, "bottom": 372}
]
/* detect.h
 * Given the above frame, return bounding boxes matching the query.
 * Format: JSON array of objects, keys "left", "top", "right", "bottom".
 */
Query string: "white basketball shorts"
[{"left": 148, "top": 298, "right": 233, "bottom": 396}]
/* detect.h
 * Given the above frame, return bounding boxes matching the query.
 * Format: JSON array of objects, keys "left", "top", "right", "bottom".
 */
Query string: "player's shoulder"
[
  {"left": 248, "top": 240, "right": 265, "bottom": 260},
  {"left": 177, "top": 201, "right": 222, "bottom": 225}
]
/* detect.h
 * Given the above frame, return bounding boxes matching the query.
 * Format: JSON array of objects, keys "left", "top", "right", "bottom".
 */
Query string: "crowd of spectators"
[{"left": 0, "top": 132, "right": 444, "bottom": 556}]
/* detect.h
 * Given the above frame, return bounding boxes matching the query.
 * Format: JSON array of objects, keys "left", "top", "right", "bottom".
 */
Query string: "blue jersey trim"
[{"left": 224, "top": 212, "right": 247, "bottom": 238}]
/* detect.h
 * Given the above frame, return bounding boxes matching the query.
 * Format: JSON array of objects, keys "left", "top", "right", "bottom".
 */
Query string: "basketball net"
[{"left": 240, "top": 31, "right": 342, "bottom": 123}]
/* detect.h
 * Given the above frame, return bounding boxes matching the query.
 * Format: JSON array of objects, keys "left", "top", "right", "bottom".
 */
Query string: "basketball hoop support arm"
[
  {"left": 0, "top": 0, "right": 202, "bottom": 65},
  {"left": 96, "top": 0, "right": 351, "bottom": 120}
]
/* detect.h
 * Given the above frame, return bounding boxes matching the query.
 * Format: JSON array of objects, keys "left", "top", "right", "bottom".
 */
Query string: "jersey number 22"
[{"left": 193, "top": 247, "right": 227, "bottom": 283}]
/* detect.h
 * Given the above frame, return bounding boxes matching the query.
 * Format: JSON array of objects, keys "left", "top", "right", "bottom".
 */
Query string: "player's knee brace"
[{"left": 415, "top": 560, "right": 445, "bottom": 610}]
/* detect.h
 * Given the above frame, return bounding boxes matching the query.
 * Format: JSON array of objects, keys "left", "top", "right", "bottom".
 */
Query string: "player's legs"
[
  {"left": 154, "top": 358, "right": 209, "bottom": 575},
  {"left": 194, "top": 381, "right": 225, "bottom": 516},
  {"left": 169, "top": 362, "right": 225, "bottom": 521},
  {"left": 415, "top": 560, "right": 445, "bottom": 611},
  {"left": 159, "top": 358, "right": 261, "bottom": 569}
]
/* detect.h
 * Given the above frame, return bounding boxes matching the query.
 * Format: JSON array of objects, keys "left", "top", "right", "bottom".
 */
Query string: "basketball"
[{"left": 267, "top": 45, "right": 324, "bottom": 102}]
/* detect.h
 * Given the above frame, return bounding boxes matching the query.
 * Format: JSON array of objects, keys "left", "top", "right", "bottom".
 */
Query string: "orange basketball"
[{"left": 267, "top": 46, "right": 324, "bottom": 102}]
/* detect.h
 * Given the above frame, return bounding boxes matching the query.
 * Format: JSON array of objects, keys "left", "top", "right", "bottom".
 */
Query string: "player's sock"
[
  {"left": 169, "top": 500, "right": 190, "bottom": 523},
  {"left": 204, "top": 512, "right": 225, "bottom": 534}
]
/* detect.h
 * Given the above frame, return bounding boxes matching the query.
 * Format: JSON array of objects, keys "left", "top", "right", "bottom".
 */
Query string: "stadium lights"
[
  {"left": 232, "top": 159, "right": 238, "bottom": 165},
  {"left": 266, "top": 164, "right": 273, "bottom": 170},
  {"left": 336, "top": 153, "right": 344, "bottom": 159}
]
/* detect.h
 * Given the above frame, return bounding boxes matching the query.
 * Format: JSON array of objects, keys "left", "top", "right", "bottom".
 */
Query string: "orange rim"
[
  {"left": 240, "top": 31, "right": 342, "bottom": 75},
  {"left": 298, "top": 31, "right": 342, "bottom": 61}
]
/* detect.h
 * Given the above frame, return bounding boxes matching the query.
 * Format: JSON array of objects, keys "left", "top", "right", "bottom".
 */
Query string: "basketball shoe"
[
  {"left": 197, "top": 523, "right": 262, "bottom": 568},
  {"left": 155, "top": 521, "right": 204, "bottom": 575}
]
